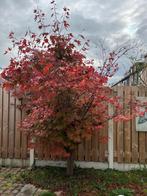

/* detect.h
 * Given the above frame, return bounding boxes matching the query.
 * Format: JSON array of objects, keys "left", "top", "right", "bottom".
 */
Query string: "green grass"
[
  {"left": 39, "top": 191, "right": 56, "bottom": 196},
  {"left": 109, "top": 188, "right": 134, "bottom": 196},
  {"left": 17, "top": 166, "right": 147, "bottom": 195}
]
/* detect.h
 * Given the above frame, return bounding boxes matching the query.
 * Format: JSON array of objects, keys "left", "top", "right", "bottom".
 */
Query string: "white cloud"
[{"left": 0, "top": 0, "right": 147, "bottom": 82}]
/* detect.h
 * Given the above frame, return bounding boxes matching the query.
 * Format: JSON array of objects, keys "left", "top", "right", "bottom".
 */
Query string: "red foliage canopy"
[{"left": 1, "top": 1, "right": 136, "bottom": 157}]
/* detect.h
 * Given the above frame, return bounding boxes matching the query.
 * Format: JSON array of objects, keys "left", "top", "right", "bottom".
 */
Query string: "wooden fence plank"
[
  {"left": 74, "top": 144, "right": 78, "bottom": 161},
  {"left": 124, "top": 86, "right": 131, "bottom": 163},
  {"left": 85, "top": 137, "right": 91, "bottom": 161},
  {"left": 104, "top": 122, "right": 108, "bottom": 161},
  {"left": 99, "top": 124, "right": 107, "bottom": 162},
  {"left": 138, "top": 86, "right": 146, "bottom": 163},
  {"left": 91, "top": 132, "right": 99, "bottom": 161},
  {"left": 145, "top": 90, "right": 147, "bottom": 163},
  {"left": 108, "top": 104, "right": 114, "bottom": 168},
  {"left": 2, "top": 90, "right": 9, "bottom": 158},
  {"left": 113, "top": 120, "right": 117, "bottom": 161},
  {"left": 131, "top": 86, "right": 139, "bottom": 163},
  {"left": 14, "top": 99, "right": 21, "bottom": 158},
  {"left": 0, "top": 87, "right": 3, "bottom": 157},
  {"left": 8, "top": 95, "right": 15, "bottom": 158},
  {"left": 113, "top": 86, "right": 117, "bottom": 162},
  {"left": 78, "top": 140, "right": 85, "bottom": 161},
  {"left": 116, "top": 86, "right": 124, "bottom": 162},
  {"left": 21, "top": 110, "right": 28, "bottom": 159},
  {"left": 36, "top": 140, "right": 44, "bottom": 160}
]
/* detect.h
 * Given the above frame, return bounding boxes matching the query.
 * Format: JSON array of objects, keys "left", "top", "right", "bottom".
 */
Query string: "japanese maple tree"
[{"left": 1, "top": 1, "right": 137, "bottom": 175}]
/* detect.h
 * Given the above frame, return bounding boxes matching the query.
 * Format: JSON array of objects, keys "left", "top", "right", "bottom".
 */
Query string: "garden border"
[{"left": 0, "top": 158, "right": 146, "bottom": 171}]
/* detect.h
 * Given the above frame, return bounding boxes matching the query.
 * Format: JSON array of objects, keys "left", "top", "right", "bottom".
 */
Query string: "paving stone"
[
  {"left": 0, "top": 186, "right": 7, "bottom": 191},
  {"left": 16, "top": 184, "right": 37, "bottom": 196},
  {"left": 55, "top": 191, "right": 64, "bottom": 196},
  {"left": 3, "top": 190, "right": 12, "bottom": 194},
  {"left": 0, "top": 168, "right": 46, "bottom": 195},
  {"left": 12, "top": 189, "right": 19, "bottom": 194},
  {"left": 35, "top": 188, "right": 43, "bottom": 194}
]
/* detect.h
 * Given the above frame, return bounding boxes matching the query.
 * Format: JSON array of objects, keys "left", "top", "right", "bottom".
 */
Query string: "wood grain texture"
[{"left": 2, "top": 90, "right": 9, "bottom": 158}]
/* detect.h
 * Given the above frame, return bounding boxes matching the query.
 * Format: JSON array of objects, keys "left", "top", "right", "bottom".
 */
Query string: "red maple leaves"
[
  {"left": 1, "top": 0, "right": 137, "bottom": 158},
  {"left": 43, "top": 63, "right": 53, "bottom": 74}
]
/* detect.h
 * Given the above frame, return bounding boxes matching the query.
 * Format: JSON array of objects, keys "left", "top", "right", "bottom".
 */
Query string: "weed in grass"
[
  {"left": 109, "top": 188, "right": 134, "bottom": 196},
  {"left": 143, "top": 188, "right": 147, "bottom": 195},
  {"left": 39, "top": 191, "right": 56, "bottom": 196},
  {"left": 92, "top": 182, "right": 106, "bottom": 192}
]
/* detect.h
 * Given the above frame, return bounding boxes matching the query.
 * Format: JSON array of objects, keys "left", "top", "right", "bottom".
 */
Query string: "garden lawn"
[{"left": 18, "top": 166, "right": 147, "bottom": 196}]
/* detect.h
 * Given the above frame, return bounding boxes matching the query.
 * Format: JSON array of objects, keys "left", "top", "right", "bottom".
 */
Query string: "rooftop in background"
[{"left": 112, "top": 55, "right": 147, "bottom": 87}]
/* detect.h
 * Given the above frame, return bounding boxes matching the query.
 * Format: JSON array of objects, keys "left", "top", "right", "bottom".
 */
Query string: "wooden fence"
[
  {"left": 113, "top": 86, "right": 147, "bottom": 164},
  {"left": 0, "top": 88, "right": 27, "bottom": 160},
  {"left": 0, "top": 86, "right": 147, "bottom": 164}
]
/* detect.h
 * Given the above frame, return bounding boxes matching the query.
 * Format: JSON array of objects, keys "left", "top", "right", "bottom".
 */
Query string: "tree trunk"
[{"left": 66, "top": 150, "right": 74, "bottom": 176}]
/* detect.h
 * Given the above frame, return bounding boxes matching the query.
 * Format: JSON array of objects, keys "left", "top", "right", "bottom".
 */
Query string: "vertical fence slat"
[
  {"left": 108, "top": 104, "right": 114, "bottom": 168},
  {"left": 138, "top": 86, "right": 146, "bottom": 163},
  {"left": 104, "top": 122, "right": 108, "bottom": 161},
  {"left": 15, "top": 99, "right": 21, "bottom": 158},
  {"left": 91, "top": 132, "right": 99, "bottom": 161},
  {"left": 8, "top": 95, "right": 15, "bottom": 158},
  {"left": 2, "top": 90, "right": 9, "bottom": 158},
  {"left": 99, "top": 124, "right": 107, "bottom": 162},
  {"left": 124, "top": 86, "right": 131, "bottom": 163},
  {"left": 0, "top": 87, "right": 3, "bottom": 157},
  {"left": 131, "top": 86, "right": 139, "bottom": 163},
  {"left": 21, "top": 111, "right": 28, "bottom": 159},
  {"left": 75, "top": 144, "right": 78, "bottom": 161},
  {"left": 116, "top": 86, "right": 124, "bottom": 162},
  {"left": 146, "top": 89, "right": 147, "bottom": 163},
  {"left": 36, "top": 140, "right": 43, "bottom": 160},
  {"left": 113, "top": 86, "right": 117, "bottom": 162},
  {"left": 113, "top": 120, "right": 117, "bottom": 161},
  {"left": 78, "top": 140, "right": 85, "bottom": 161},
  {"left": 85, "top": 138, "right": 91, "bottom": 161}
]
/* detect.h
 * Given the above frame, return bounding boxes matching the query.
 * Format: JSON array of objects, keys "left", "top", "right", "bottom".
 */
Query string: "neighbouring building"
[{"left": 112, "top": 55, "right": 147, "bottom": 86}]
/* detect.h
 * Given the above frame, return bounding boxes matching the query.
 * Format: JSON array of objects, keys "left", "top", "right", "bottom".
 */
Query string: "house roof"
[{"left": 112, "top": 61, "right": 146, "bottom": 87}]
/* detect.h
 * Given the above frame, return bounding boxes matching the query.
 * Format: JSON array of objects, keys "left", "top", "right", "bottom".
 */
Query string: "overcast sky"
[{"left": 1, "top": 0, "right": 147, "bottom": 83}]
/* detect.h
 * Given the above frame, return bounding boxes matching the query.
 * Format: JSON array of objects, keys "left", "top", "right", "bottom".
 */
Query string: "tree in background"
[{"left": 1, "top": 0, "right": 138, "bottom": 175}]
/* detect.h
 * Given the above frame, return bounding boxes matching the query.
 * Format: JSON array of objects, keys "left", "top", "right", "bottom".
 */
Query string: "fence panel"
[
  {"left": 0, "top": 88, "right": 28, "bottom": 159},
  {"left": 113, "top": 86, "right": 147, "bottom": 164},
  {"left": 0, "top": 86, "right": 147, "bottom": 164}
]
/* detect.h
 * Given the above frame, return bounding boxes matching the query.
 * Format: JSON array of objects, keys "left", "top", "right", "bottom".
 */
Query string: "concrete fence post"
[{"left": 29, "top": 137, "right": 35, "bottom": 168}]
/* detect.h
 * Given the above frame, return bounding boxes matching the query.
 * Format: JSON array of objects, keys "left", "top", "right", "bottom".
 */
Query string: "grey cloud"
[
  {"left": 0, "top": 0, "right": 147, "bottom": 79},
  {"left": 0, "top": 0, "right": 35, "bottom": 67}
]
